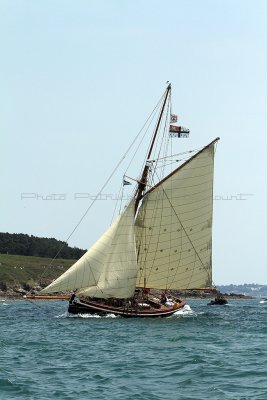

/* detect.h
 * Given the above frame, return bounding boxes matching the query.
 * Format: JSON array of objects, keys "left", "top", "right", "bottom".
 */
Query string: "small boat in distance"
[
  {"left": 40, "top": 83, "right": 220, "bottom": 317},
  {"left": 259, "top": 298, "right": 267, "bottom": 304},
  {"left": 208, "top": 295, "right": 228, "bottom": 306}
]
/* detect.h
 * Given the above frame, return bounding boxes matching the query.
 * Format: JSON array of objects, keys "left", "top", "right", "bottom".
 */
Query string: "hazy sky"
[{"left": 1, "top": 0, "right": 267, "bottom": 284}]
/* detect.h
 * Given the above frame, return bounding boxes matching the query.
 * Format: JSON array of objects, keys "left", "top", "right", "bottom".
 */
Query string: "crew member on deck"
[
  {"left": 161, "top": 293, "right": 167, "bottom": 304},
  {"left": 70, "top": 292, "right": 76, "bottom": 304}
]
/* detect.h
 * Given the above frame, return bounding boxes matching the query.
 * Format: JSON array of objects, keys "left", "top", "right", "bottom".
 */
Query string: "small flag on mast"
[
  {"left": 169, "top": 125, "right": 190, "bottom": 138},
  {"left": 123, "top": 179, "right": 132, "bottom": 186},
  {"left": 170, "top": 114, "right": 178, "bottom": 123}
]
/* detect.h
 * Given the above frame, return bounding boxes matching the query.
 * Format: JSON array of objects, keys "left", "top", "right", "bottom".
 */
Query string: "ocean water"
[{"left": 0, "top": 299, "right": 266, "bottom": 400}]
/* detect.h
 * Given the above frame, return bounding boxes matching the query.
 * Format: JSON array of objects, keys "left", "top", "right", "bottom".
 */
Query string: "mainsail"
[
  {"left": 135, "top": 142, "right": 216, "bottom": 290},
  {"left": 42, "top": 201, "right": 138, "bottom": 298}
]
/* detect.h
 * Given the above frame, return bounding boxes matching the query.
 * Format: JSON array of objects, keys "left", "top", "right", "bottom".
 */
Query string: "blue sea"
[{"left": 1, "top": 299, "right": 266, "bottom": 400}]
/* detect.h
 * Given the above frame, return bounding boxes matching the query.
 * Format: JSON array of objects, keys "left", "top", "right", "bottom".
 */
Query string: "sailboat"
[{"left": 41, "top": 83, "right": 219, "bottom": 317}]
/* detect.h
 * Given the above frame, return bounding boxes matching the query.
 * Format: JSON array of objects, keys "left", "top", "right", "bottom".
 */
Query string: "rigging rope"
[{"left": 148, "top": 148, "right": 202, "bottom": 162}]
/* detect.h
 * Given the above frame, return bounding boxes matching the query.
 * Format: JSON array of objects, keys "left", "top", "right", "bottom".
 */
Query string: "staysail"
[
  {"left": 135, "top": 142, "right": 216, "bottom": 290},
  {"left": 42, "top": 201, "right": 138, "bottom": 298},
  {"left": 77, "top": 201, "right": 138, "bottom": 298}
]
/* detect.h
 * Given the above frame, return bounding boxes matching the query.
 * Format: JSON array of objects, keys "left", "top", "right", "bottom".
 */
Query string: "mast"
[{"left": 134, "top": 83, "right": 172, "bottom": 213}]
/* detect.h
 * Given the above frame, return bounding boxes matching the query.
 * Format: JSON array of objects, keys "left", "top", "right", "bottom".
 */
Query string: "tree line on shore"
[{"left": 0, "top": 232, "right": 86, "bottom": 260}]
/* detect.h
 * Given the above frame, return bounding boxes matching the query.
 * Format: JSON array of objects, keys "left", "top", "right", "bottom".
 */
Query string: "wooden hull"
[{"left": 68, "top": 298, "right": 186, "bottom": 318}]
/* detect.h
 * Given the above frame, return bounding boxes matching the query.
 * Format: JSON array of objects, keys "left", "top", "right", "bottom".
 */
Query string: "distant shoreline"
[{"left": 0, "top": 293, "right": 254, "bottom": 301}]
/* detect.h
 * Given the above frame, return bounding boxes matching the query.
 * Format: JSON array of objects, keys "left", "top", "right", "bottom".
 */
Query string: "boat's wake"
[
  {"left": 56, "top": 309, "right": 195, "bottom": 319},
  {"left": 172, "top": 304, "right": 195, "bottom": 317},
  {"left": 79, "top": 313, "right": 118, "bottom": 319},
  {"left": 55, "top": 312, "right": 119, "bottom": 319},
  {"left": 55, "top": 312, "right": 69, "bottom": 318}
]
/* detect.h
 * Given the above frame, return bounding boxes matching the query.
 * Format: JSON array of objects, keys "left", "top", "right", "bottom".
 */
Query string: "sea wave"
[{"left": 1, "top": 299, "right": 267, "bottom": 400}]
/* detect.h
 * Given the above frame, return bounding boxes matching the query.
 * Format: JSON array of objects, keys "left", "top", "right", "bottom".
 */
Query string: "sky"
[{"left": 1, "top": 0, "right": 267, "bottom": 285}]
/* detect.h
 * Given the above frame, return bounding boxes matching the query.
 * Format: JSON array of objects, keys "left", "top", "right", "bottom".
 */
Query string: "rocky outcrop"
[{"left": 0, "top": 285, "right": 253, "bottom": 301}]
